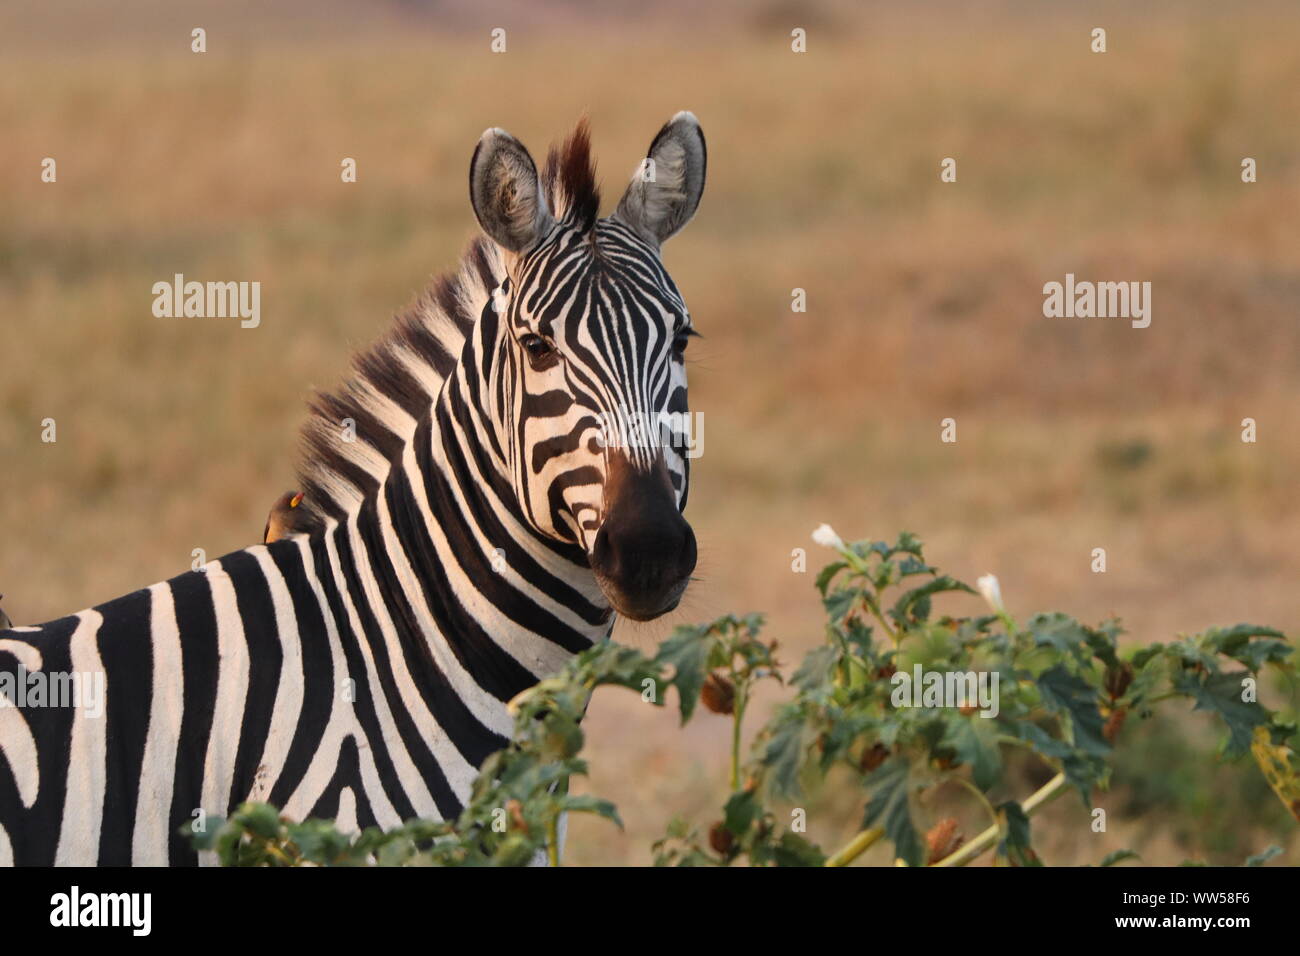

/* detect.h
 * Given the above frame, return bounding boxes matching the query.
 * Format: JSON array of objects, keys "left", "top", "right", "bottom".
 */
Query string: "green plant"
[{"left": 189, "top": 528, "right": 1299, "bottom": 866}]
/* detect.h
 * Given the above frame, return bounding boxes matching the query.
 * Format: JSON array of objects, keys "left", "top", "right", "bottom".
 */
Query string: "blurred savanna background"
[{"left": 1, "top": 0, "right": 1297, "bottom": 864}]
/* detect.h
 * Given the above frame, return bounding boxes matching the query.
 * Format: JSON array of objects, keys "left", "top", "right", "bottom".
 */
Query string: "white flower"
[
  {"left": 976, "top": 574, "right": 1003, "bottom": 614},
  {"left": 812, "top": 523, "right": 845, "bottom": 550}
]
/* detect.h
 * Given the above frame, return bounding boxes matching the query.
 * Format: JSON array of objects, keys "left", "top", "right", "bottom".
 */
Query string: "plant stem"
[
  {"left": 547, "top": 774, "right": 570, "bottom": 867},
  {"left": 932, "top": 771, "right": 1068, "bottom": 867},
  {"left": 824, "top": 826, "right": 885, "bottom": 866},
  {"left": 730, "top": 681, "right": 747, "bottom": 792},
  {"left": 862, "top": 595, "right": 899, "bottom": 645}
]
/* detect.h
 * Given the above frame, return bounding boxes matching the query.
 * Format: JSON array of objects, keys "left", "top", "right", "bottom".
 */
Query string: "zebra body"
[{"left": 0, "top": 113, "right": 706, "bottom": 865}]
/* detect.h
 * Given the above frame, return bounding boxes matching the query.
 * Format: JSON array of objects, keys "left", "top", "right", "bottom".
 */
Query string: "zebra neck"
[{"left": 324, "top": 351, "right": 612, "bottom": 704}]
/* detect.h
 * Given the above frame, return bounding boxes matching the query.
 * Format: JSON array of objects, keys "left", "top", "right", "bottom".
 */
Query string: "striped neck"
[{"left": 308, "top": 295, "right": 613, "bottom": 711}]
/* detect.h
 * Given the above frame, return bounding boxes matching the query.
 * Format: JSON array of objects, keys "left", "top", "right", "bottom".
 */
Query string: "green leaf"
[
  {"left": 1173, "top": 669, "right": 1269, "bottom": 758},
  {"left": 722, "top": 789, "right": 760, "bottom": 836},
  {"left": 843, "top": 615, "right": 875, "bottom": 654},
  {"left": 1203, "top": 623, "right": 1286, "bottom": 656},
  {"left": 861, "top": 758, "right": 924, "bottom": 867},
  {"left": 374, "top": 837, "right": 414, "bottom": 867},
  {"left": 1014, "top": 644, "right": 1060, "bottom": 678},
  {"left": 1028, "top": 613, "right": 1093, "bottom": 666},
  {"left": 1128, "top": 643, "right": 1165, "bottom": 669},
  {"left": 1036, "top": 665, "right": 1110, "bottom": 757},
  {"left": 791, "top": 645, "right": 839, "bottom": 694},
  {"left": 1084, "top": 620, "right": 1123, "bottom": 670},
  {"left": 872, "top": 559, "right": 897, "bottom": 591},
  {"left": 897, "top": 556, "right": 935, "bottom": 578},
  {"left": 823, "top": 588, "right": 857, "bottom": 625},
  {"left": 942, "top": 713, "right": 1003, "bottom": 790},
  {"left": 897, "top": 624, "right": 960, "bottom": 671},
  {"left": 861, "top": 540, "right": 892, "bottom": 558},
  {"left": 289, "top": 818, "right": 356, "bottom": 864},
  {"left": 1233, "top": 638, "right": 1293, "bottom": 672},
  {"left": 561, "top": 795, "right": 624, "bottom": 829},
  {"left": 1169, "top": 638, "right": 1222, "bottom": 674},
  {"left": 769, "top": 831, "right": 826, "bottom": 867},
  {"left": 892, "top": 531, "right": 924, "bottom": 557},
  {"left": 814, "top": 561, "right": 848, "bottom": 597},
  {"left": 762, "top": 710, "right": 810, "bottom": 800},
  {"left": 995, "top": 801, "right": 1041, "bottom": 867},
  {"left": 184, "top": 817, "right": 226, "bottom": 852},
  {"left": 232, "top": 802, "right": 284, "bottom": 840},
  {"left": 655, "top": 626, "right": 711, "bottom": 723},
  {"left": 1123, "top": 651, "right": 1169, "bottom": 706},
  {"left": 889, "top": 576, "right": 975, "bottom": 627},
  {"left": 1199, "top": 625, "right": 1295, "bottom": 672}
]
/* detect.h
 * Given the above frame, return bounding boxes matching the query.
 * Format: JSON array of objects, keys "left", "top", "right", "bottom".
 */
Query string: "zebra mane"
[
  {"left": 542, "top": 117, "right": 601, "bottom": 232},
  {"left": 287, "top": 120, "right": 602, "bottom": 535}
]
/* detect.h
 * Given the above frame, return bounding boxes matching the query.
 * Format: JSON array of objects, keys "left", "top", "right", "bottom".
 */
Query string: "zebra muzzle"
[{"left": 589, "top": 460, "right": 697, "bottom": 621}]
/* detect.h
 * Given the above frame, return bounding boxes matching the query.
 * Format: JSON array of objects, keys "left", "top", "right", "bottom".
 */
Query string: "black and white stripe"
[{"left": 0, "top": 113, "right": 706, "bottom": 865}]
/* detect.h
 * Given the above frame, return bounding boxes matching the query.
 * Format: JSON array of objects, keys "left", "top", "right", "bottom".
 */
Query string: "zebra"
[{"left": 0, "top": 112, "right": 706, "bottom": 865}]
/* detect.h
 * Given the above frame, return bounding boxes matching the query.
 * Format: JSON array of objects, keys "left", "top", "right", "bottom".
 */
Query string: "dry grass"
[{"left": 1, "top": 0, "right": 1297, "bottom": 865}]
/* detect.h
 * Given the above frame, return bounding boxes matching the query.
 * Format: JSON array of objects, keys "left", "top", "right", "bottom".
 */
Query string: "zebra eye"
[
  {"left": 519, "top": 333, "right": 557, "bottom": 367},
  {"left": 672, "top": 331, "right": 692, "bottom": 356}
]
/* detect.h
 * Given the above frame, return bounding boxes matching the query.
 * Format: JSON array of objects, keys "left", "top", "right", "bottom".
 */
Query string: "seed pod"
[
  {"left": 860, "top": 742, "right": 890, "bottom": 773},
  {"left": 708, "top": 822, "right": 735, "bottom": 856},
  {"left": 876, "top": 663, "right": 897, "bottom": 680},
  {"left": 958, "top": 704, "right": 978, "bottom": 716},
  {"left": 925, "top": 817, "right": 964, "bottom": 865},
  {"left": 1104, "top": 663, "right": 1134, "bottom": 699},
  {"left": 701, "top": 672, "right": 735, "bottom": 715}
]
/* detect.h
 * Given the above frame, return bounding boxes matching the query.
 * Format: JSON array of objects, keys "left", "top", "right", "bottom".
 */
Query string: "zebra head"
[{"left": 468, "top": 114, "right": 706, "bottom": 622}]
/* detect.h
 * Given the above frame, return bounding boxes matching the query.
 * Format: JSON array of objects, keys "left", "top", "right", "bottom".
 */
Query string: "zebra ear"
[
  {"left": 613, "top": 111, "right": 707, "bottom": 247},
  {"left": 469, "top": 128, "right": 555, "bottom": 254}
]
